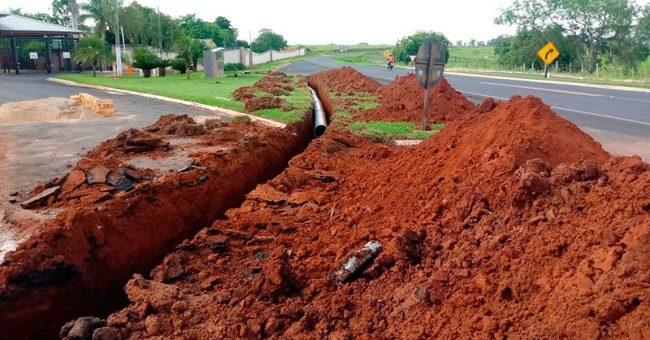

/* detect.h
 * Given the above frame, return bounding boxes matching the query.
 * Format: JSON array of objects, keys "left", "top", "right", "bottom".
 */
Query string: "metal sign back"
[{"left": 415, "top": 39, "right": 446, "bottom": 89}]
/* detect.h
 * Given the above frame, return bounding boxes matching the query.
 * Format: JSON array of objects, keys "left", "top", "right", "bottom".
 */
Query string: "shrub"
[
  {"left": 132, "top": 48, "right": 161, "bottom": 71},
  {"left": 393, "top": 31, "right": 451, "bottom": 64},
  {"left": 225, "top": 63, "right": 246, "bottom": 71},
  {"left": 171, "top": 58, "right": 186, "bottom": 73}
]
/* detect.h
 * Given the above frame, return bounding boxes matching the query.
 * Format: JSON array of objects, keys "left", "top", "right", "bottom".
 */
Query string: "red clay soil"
[
  {"left": 308, "top": 66, "right": 381, "bottom": 94},
  {"left": 0, "top": 112, "right": 313, "bottom": 339},
  {"left": 89, "top": 95, "right": 650, "bottom": 339},
  {"left": 364, "top": 74, "right": 477, "bottom": 123}
]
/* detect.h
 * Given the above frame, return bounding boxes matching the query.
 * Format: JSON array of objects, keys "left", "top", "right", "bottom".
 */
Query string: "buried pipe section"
[{"left": 309, "top": 86, "right": 328, "bottom": 137}]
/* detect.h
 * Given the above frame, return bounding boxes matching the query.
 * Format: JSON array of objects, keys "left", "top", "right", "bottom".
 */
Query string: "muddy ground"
[{"left": 2, "top": 69, "right": 649, "bottom": 339}]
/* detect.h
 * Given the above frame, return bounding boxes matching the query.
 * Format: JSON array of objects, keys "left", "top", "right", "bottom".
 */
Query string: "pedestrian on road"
[{"left": 2, "top": 56, "right": 11, "bottom": 74}]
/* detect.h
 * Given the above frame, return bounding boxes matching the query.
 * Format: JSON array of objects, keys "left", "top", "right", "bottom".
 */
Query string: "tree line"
[
  {"left": 494, "top": 0, "right": 650, "bottom": 73},
  {"left": 390, "top": 1, "right": 650, "bottom": 76},
  {"left": 9, "top": 0, "right": 288, "bottom": 53}
]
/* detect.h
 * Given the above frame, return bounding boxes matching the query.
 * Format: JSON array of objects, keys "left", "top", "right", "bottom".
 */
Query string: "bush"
[
  {"left": 171, "top": 58, "right": 186, "bottom": 73},
  {"left": 132, "top": 47, "right": 161, "bottom": 71},
  {"left": 393, "top": 31, "right": 451, "bottom": 64},
  {"left": 225, "top": 63, "right": 246, "bottom": 71}
]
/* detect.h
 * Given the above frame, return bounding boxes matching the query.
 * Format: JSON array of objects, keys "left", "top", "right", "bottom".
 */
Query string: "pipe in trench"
[{"left": 309, "top": 86, "right": 328, "bottom": 137}]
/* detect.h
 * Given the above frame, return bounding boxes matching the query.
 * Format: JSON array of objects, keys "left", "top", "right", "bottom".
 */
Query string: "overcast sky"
[{"left": 4, "top": 0, "right": 650, "bottom": 45}]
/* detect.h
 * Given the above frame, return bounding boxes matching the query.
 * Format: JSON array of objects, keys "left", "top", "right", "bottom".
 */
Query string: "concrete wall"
[
  {"left": 225, "top": 47, "right": 306, "bottom": 67},
  {"left": 119, "top": 45, "right": 305, "bottom": 71}
]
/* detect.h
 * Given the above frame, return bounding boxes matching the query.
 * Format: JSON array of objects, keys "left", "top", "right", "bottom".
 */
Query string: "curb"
[
  {"left": 47, "top": 78, "right": 288, "bottom": 129},
  {"left": 392, "top": 65, "right": 650, "bottom": 93}
]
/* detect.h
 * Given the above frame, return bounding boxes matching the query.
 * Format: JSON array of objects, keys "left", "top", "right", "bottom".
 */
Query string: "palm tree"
[
  {"left": 174, "top": 35, "right": 203, "bottom": 80},
  {"left": 80, "top": 0, "right": 112, "bottom": 41},
  {"left": 73, "top": 36, "right": 113, "bottom": 77}
]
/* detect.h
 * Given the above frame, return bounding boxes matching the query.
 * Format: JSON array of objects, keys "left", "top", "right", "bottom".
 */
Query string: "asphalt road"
[{"left": 282, "top": 56, "right": 650, "bottom": 159}]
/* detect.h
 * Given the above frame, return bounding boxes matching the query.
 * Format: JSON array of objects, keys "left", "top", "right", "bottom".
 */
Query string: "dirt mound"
[
  {"left": 418, "top": 95, "right": 609, "bottom": 169},
  {"left": 308, "top": 66, "right": 381, "bottom": 94},
  {"left": 91, "top": 95, "right": 650, "bottom": 339},
  {"left": 254, "top": 71, "right": 294, "bottom": 95},
  {"left": 363, "top": 75, "right": 477, "bottom": 123},
  {"left": 233, "top": 72, "right": 296, "bottom": 113},
  {"left": 0, "top": 112, "right": 314, "bottom": 339},
  {"left": 0, "top": 97, "right": 102, "bottom": 124}
]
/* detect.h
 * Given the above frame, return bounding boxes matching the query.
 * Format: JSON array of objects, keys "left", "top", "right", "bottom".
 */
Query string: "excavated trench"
[{"left": 0, "top": 110, "right": 316, "bottom": 339}]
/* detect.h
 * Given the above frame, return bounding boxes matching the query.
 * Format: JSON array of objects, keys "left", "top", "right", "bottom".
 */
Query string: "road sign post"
[
  {"left": 414, "top": 39, "right": 446, "bottom": 130},
  {"left": 537, "top": 41, "right": 560, "bottom": 79}
]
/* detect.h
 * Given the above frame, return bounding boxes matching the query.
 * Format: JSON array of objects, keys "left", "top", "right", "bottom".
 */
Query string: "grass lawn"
[
  {"left": 57, "top": 71, "right": 256, "bottom": 111},
  {"left": 348, "top": 121, "right": 444, "bottom": 141},
  {"left": 333, "top": 51, "right": 388, "bottom": 66},
  {"left": 57, "top": 63, "right": 313, "bottom": 123},
  {"left": 299, "top": 44, "right": 393, "bottom": 55}
]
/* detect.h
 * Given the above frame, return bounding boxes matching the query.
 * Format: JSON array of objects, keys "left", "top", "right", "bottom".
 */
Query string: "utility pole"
[
  {"left": 113, "top": 0, "right": 122, "bottom": 77},
  {"left": 69, "top": 0, "right": 78, "bottom": 30}
]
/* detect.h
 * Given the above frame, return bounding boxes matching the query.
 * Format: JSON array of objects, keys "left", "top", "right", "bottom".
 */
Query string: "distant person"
[
  {"left": 386, "top": 54, "right": 395, "bottom": 70},
  {"left": 2, "top": 56, "right": 11, "bottom": 74}
]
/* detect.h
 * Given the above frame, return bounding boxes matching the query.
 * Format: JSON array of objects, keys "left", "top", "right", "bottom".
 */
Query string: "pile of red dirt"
[
  {"left": 307, "top": 69, "right": 478, "bottom": 124},
  {"left": 86, "top": 95, "right": 650, "bottom": 339},
  {"left": 0, "top": 112, "right": 314, "bottom": 339},
  {"left": 363, "top": 74, "right": 477, "bottom": 123},
  {"left": 308, "top": 66, "right": 381, "bottom": 94},
  {"left": 233, "top": 72, "right": 296, "bottom": 112}
]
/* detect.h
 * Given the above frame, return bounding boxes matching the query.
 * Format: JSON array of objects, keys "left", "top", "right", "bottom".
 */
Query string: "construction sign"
[{"left": 538, "top": 41, "right": 560, "bottom": 65}]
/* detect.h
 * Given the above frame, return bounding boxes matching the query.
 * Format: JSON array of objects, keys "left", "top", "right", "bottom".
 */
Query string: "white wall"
[
  {"left": 225, "top": 47, "right": 306, "bottom": 66},
  {"left": 252, "top": 51, "right": 271, "bottom": 64}
]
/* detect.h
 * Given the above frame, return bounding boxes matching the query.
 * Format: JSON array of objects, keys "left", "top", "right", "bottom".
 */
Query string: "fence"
[
  {"left": 113, "top": 45, "right": 306, "bottom": 71},
  {"left": 224, "top": 47, "right": 306, "bottom": 67},
  {"left": 446, "top": 54, "right": 650, "bottom": 80}
]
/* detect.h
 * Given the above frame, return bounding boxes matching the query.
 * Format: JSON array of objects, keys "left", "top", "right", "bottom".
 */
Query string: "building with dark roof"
[{"left": 1, "top": 13, "right": 82, "bottom": 74}]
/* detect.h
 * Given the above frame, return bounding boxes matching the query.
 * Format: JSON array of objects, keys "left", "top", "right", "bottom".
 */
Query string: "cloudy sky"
[{"left": 4, "top": 0, "right": 650, "bottom": 45}]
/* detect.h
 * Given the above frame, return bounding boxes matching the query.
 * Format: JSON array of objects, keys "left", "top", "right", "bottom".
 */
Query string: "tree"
[
  {"left": 235, "top": 40, "right": 250, "bottom": 48},
  {"left": 73, "top": 36, "right": 113, "bottom": 77},
  {"left": 493, "top": 26, "right": 581, "bottom": 70},
  {"left": 215, "top": 16, "right": 233, "bottom": 30},
  {"left": 251, "top": 29, "right": 287, "bottom": 53},
  {"left": 392, "top": 31, "right": 451, "bottom": 63},
  {"left": 496, "top": 0, "right": 639, "bottom": 73},
  {"left": 80, "top": 0, "right": 114, "bottom": 42},
  {"left": 638, "top": 5, "right": 650, "bottom": 44},
  {"left": 49, "top": 0, "right": 71, "bottom": 26},
  {"left": 173, "top": 35, "right": 203, "bottom": 79},
  {"left": 177, "top": 14, "right": 213, "bottom": 39},
  {"left": 120, "top": 2, "right": 180, "bottom": 51}
]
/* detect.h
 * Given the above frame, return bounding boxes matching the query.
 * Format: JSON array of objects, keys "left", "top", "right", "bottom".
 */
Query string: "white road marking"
[
  {"left": 480, "top": 81, "right": 604, "bottom": 97},
  {"left": 553, "top": 107, "right": 650, "bottom": 127}
]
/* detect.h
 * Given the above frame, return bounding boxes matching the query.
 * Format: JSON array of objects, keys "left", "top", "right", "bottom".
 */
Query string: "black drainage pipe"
[{"left": 309, "top": 86, "right": 328, "bottom": 137}]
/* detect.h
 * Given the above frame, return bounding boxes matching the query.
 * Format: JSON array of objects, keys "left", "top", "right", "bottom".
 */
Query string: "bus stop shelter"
[{"left": 0, "top": 13, "right": 82, "bottom": 74}]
